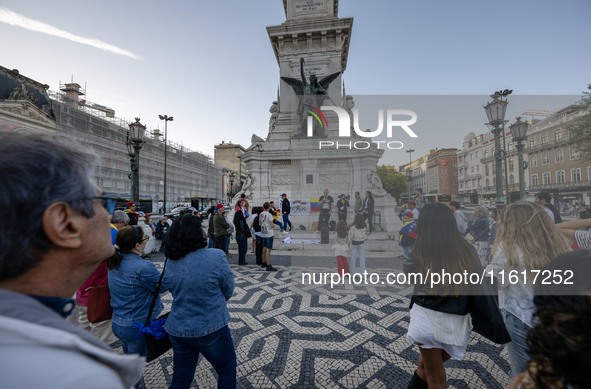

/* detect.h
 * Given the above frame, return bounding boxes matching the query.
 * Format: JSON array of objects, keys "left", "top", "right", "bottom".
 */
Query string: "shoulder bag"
[
  {"left": 469, "top": 280, "right": 511, "bottom": 344},
  {"left": 87, "top": 284, "right": 112, "bottom": 323},
  {"left": 143, "top": 258, "right": 172, "bottom": 362}
]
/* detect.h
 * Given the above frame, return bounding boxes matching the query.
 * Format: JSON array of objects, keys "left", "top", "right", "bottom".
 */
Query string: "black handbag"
[
  {"left": 469, "top": 287, "right": 511, "bottom": 344},
  {"left": 145, "top": 312, "right": 172, "bottom": 362},
  {"left": 144, "top": 258, "right": 172, "bottom": 362}
]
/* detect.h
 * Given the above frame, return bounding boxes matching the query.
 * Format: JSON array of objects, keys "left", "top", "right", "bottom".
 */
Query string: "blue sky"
[{"left": 1, "top": 0, "right": 589, "bottom": 166}]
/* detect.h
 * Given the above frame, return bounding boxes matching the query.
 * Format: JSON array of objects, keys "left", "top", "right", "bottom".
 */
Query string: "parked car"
[{"left": 168, "top": 206, "right": 208, "bottom": 219}]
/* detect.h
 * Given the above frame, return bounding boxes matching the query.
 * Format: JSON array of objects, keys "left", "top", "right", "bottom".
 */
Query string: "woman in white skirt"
[{"left": 403, "top": 203, "right": 481, "bottom": 388}]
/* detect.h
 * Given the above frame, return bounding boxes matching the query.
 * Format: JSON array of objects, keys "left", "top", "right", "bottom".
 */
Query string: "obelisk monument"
[{"left": 240, "top": 0, "right": 399, "bottom": 233}]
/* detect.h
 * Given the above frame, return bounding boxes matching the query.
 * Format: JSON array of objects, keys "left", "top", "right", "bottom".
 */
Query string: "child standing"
[
  {"left": 399, "top": 211, "right": 417, "bottom": 259},
  {"left": 333, "top": 220, "right": 350, "bottom": 275}
]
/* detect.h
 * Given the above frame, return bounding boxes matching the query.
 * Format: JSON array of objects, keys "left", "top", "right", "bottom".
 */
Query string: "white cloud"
[{"left": 0, "top": 7, "right": 140, "bottom": 60}]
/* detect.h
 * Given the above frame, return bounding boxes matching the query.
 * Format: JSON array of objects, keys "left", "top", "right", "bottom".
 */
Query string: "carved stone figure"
[
  {"left": 343, "top": 95, "right": 360, "bottom": 137},
  {"left": 281, "top": 58, "right": 340, "bottom": 137},
  {"left": 8, "top": 83, "right": 36, "bottom": 103},
  {"left": 368, "top": 170, "right": 387, "bottom": 197},
  {"left": 269, "top": 101, "right": 279, "bottom": 131},
  {"left": 234, "top": 174, "right": 254, "bottom": 200},
  {"left": 247, "top": 134, "right": 265, "bottom": 151}
]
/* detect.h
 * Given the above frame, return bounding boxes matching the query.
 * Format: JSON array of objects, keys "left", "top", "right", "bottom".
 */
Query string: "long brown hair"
[
  {"left": 412, "top": 203, "right": 478, "bottom": 296},
  {"left": 351, "top": 213, "right": 366, "bottom": 229},
  {"left": 335, "top": 220, "right": 348, "bottom": 239},
  {"left": 106, "top": 226, "right": 146, "bottom": 270}
]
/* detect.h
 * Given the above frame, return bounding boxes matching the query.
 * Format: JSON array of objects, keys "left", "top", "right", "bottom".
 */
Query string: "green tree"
[
  {"left": 376, "top": 165, "right": 409, "bottom": 200},
  {"left": 568, "top": 84, "right": 591, "bottom": 161}
]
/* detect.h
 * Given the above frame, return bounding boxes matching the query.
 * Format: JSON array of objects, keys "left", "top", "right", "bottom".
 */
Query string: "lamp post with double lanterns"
[
  {"left": 406, "top": 148, "right": 415, "bottom": 164},
  {"left": 158, "top": 114, "right": 173, "bottom": 213},
  {"left": 510, "top": 116, "right": 529, "bottom": 201},
  {"left": 484, "top": 89, "right": 512, "bottom": 211},
  {"left": 126, "top": 118, "right": 146, "bottom": 206}
]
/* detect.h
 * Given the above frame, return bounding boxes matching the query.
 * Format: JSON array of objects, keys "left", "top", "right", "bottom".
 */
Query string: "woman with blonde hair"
[{"left": 486, "top": 201, "right": 570, "bottom": 377}]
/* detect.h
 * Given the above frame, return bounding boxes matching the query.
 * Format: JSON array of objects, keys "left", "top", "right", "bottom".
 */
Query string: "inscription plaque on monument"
[{"left": 288, "top": 0, "right": 334, "bottom": 20}]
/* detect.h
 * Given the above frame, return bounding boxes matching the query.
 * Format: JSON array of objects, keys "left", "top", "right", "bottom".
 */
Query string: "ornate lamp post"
[
  {"left": 126, "top": 118, "right": 146, "bottom": 205},
  {"left": 229, "top": 172, "right": 236, "bottom": 202},
  {"left": 484, "top": 90, "right": 511, "bottom": 211},
  {"left": 158, "top": 114, "right": 173, "bottom": 213},
  {"left": 510, "top": 116, "right": 529, "bottom": 201}
]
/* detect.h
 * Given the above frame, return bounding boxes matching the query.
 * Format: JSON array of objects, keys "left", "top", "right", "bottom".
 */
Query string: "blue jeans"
[
  {"left": 273, "top": 219, "right": 284, "bottom": 231},
  {"left": 169, "top": 325, "right": 237, "bottom": 389},
  {"left": 282, "top": 214, "right": 292, "bottom": 230},
  {"left": 402, "top": 244, "right": 414, "bottom": 259},
  {"left": 236, "top": 233, "right": 248, "bottom": 264},
  {"left": 364, "top": 212, "right": 374, "bottom": 232},
  {"left": 112, "top": 322, "right": 146, "bottom": 357},
  {"left": 502, "top": 310, "right": 531, "bottom": 376},
  {"left": 225, "top": 234, "right": 231, "bottom": 253},
  {"left": 208, "top": 237, "right": 214, "bottom": 248},
  {"left": 349, "top": 243, "right": 366, "bottom": 274}
]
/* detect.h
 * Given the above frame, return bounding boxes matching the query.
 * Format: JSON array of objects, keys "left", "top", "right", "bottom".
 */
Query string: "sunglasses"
[{"left": 94, "top": 195, "right": 117, "bottom": 214}]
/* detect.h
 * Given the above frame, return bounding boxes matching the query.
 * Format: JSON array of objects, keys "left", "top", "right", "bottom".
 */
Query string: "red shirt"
[{"left": 75, "top": 261, "right": 109, "bottom": 307}]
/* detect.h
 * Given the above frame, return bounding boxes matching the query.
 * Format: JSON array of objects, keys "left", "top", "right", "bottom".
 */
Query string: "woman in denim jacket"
[
  {"left": 107, "top": 226, "right": 166, "bottom": 358},
  {"left": 163, "top": 214, "right": 236, "bottom": 389}
]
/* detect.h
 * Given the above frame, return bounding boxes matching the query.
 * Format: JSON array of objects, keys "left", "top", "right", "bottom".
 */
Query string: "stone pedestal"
[{"left": 239, "top": 0, "right": 401, "bottom": 234}]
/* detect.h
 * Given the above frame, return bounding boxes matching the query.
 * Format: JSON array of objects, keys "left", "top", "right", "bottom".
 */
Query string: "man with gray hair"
[
  {"left": 0, "top": 133, "right": 144, "bottom": 388},
  {"left": 112, "top": 209, "right": 130, "bottom": 231}
]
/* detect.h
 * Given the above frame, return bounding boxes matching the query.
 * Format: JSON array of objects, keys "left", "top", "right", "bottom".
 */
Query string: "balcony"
[
  {"left": 529, "top": 180, "right": 591, "bottom": 192},
  {"left": 527, "top": 138, "right": 572, "bottom": 153}
]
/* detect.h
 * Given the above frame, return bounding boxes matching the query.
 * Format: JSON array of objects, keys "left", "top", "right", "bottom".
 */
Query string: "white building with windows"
[{"left": 527, "top": 104, "right": 590, "bottom": 207}]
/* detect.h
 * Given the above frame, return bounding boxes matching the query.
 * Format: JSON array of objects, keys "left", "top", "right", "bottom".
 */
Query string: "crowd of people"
[
  {"left": 398, "top": 187, "right": 591, "bottom": 388},
  {"left": 2, "top": 132, "right": 591, "bottom": 389}
]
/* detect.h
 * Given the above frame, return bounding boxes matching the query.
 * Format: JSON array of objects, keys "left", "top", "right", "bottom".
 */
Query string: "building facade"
[
  {"left": 214, "top": 141, "right": 246, "bottom": 203},
  {"left": 527, "top": 104, "right": 591, "bottom": 207},
  {"left": 426, "top": 148, "right": 458, "bottom": 197},
  {"left": 0, "top": 65, "right": 223, "bottom": 212},
  {"left": 400, "top": 148, "right": 458, "bottom": 202}
]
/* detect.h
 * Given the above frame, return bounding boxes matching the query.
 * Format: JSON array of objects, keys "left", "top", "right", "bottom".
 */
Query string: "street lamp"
[
  {"left": 126, "top": 117, "right": 146, "bottom": 205},
  {"left": 158, "top": 114, "right": 173, "bottom": 213},
  {"left": 406, "top": 148, "right": 415, "bottom": 164},
  {"left": 510, "top": 116, "right": 529, "bottom": 201},
  {"left": 406, "top": 169, "right": 413, "bottom": 203},
  {"left": 484, "top": 89, "right": 512, "bottom": 211},
  {"left": 229, "top": 172, "right": 236, "bottom": 202}
]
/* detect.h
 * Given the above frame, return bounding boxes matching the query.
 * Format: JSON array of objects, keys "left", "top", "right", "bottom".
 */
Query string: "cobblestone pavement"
[{"left": 120, "top": 252, "right": 511, "bottom": 388}]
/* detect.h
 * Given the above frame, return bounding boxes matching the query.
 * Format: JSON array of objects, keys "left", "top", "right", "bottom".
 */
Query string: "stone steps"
[{"left": 228, "top": 229, "right": 401, "bottom": 255}]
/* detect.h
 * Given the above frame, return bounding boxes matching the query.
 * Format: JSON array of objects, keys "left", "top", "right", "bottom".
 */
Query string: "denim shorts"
[{"left": 262, "top": 236, "right": 274, "bottom": 249}]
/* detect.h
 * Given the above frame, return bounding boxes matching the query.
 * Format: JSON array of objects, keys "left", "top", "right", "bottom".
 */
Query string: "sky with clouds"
[{"left": 1, "top": 0, "right": 589, "bottom": 166}]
